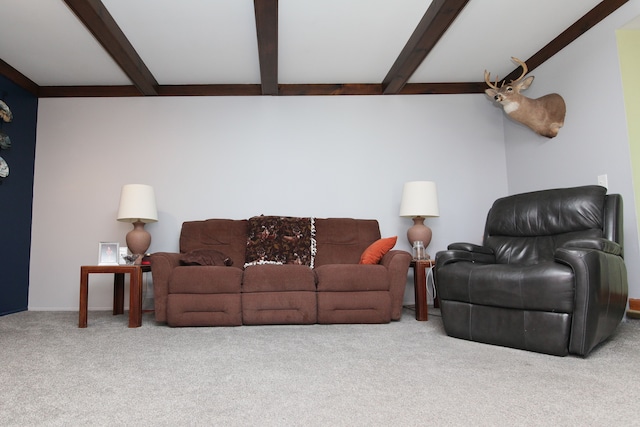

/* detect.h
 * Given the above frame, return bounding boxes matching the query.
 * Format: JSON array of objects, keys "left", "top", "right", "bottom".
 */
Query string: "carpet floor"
[{"left": 1, "top": 308, "right": 639, "bottom": 426}]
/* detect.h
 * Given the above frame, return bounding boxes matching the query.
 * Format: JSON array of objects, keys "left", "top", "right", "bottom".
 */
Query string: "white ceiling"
[{"left": 0, "top": 0, "right": 623, "bottom": 95}]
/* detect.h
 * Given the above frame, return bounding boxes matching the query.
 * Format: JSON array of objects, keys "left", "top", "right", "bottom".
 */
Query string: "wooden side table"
[
  {"left": 411, "top": 259, "right": 436, "bottom": 321},
  {"left": 79, "top": 264, "right": 151, "bottom": 328}
]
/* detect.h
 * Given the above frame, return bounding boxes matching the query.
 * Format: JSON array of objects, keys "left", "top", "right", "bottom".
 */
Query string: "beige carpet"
[{"left": 1, "top": 309, "right": 639, "bottom": 426}]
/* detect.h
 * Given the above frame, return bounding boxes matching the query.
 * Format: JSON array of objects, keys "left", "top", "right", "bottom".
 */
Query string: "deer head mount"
[{"left": 485, "top": 57, "right": 566, "bottom": 138}]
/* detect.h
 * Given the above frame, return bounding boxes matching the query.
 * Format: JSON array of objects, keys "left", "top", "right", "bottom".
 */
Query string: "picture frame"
[{"left": 98, "top": 242, "right": 119, "bottom": 265}]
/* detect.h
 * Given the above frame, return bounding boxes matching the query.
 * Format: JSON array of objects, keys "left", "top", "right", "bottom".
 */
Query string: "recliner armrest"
[
  {"left": 560, "top": 238, "right": 622, "bottom": 257},
  {"left": 150, "top": 252, "right": 182, "bottom": 323},
  {"left": 554, "top": 246, "right": 628, "bottom": 356},
  {"left": 380, "top": 249, "right": 412, "bottom": 321},
  {"left": 448, "top": 242, "right": 495, "bottom": 255},
  {"left": 436, "top": 243, "right": 496, "bottom": 269}
]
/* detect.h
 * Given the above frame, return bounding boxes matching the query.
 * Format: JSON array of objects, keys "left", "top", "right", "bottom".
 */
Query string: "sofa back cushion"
[
  {"left": 314, "top": 218, "right": 381, "bottom": 266},
  {"left": 180, "top": 219, "right": 248, "bottom": 268},
  {"left": 484, "top": 186, "right": 606, "bottom": 264}
]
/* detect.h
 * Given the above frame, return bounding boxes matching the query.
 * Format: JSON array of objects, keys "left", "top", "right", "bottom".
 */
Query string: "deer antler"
[
  {"left": 484, "top": 70, "right": 499, "bottom": 90},
  {"left": 510, "top": 57, "right": 528, "bottom": 83}
]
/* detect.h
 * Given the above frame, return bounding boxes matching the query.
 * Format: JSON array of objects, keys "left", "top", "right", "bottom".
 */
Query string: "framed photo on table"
[{"left": 98, "top": 242, "right": 119, "bottom": 265}]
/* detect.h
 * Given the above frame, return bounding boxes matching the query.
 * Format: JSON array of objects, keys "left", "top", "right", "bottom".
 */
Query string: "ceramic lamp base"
[
  {"left": 407, "top": 217, "right": 432, "bottom": 248},
  {"left": 126, "top": 221, "right": 151, "bottom": 265}
]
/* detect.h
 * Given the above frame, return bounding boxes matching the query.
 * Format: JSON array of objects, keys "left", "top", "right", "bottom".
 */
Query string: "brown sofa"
[{"left": 150, "top": 216, "right": 412, "bottom": 327}]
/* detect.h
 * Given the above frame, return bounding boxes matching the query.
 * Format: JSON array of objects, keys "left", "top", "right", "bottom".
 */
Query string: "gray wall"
[
  {"left": 504, "top": 2, "right": 640, "bottom": 299},
  {"left": 29, "top": 94, "right": 507, "bottom": 310}
]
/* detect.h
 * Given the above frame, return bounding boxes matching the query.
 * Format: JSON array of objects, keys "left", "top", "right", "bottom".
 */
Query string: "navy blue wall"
[{"left": 0, "top": 76, "right": 38, "bottom": 315}]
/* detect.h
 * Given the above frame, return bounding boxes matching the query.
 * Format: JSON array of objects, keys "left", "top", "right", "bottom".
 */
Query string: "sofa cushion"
[
  {"left": 181, "top": 249, "right": 233, "bottom": 266},
  {"left": 243, "top": 264, "right": 316, "bottom": 292},
  {"left": 359, "top": 236, "right": 397, "bottom": 264},
  {"left": 169, "top": 266, "right": 243, "bottom": 294},
  {"left": 244, "top": 216, "right": 316, "bottom": 267},
  {"left": 315, "top": 264, "right": 389, "bottom": 292}
]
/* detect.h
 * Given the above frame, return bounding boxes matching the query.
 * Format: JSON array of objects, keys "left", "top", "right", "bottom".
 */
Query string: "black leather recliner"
[{"left": 434, "top": 185, "right": 628, "bottom": 356}]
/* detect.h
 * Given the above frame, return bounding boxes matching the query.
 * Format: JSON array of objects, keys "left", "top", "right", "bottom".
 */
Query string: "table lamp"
[
  {"left": 117, "top": 184, "right": 158, "bottom": 264},
  {"left": 399, "top": 181, "right": 440, "bottom": 250}
]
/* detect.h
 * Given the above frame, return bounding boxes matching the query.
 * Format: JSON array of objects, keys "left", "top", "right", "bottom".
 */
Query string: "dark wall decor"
[
  {"left": 1, "top": 95, "right": 13, "bottom": 182},
  {"left": 0, "top": 76, "right": 38, "bottom": 316}
]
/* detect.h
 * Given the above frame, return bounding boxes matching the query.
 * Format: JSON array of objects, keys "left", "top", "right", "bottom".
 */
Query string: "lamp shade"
[
  {"left": 399, "top": 181, "right": 440, "bottom": 218},
  {"left": 117, "top": 184, "right": 158, "bottom": 223}
]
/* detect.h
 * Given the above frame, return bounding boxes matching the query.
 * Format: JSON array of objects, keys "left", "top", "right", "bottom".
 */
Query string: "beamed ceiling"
[{"left": 0, "top": 0, "right": 631, "bottom": 98}]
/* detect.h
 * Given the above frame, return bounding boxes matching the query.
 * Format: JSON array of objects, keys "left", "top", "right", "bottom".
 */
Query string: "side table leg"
[
  {"left": 414, "top": 262, "right": 428, "bottom": 321},
  {"left": 79, "top": 268, "right": 89, "bottom": 328},
  {"left": 128, "top": 269, "right": 143, "bottom": 328},
  {"left": 113, "top": 273, "right": 125, "bottom": 315}
]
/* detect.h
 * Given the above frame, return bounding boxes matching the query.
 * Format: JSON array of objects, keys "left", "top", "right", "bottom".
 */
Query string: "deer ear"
[
  {"left": 485, "top": 88, "right": 497, "bottom": 98},
  {"left": 519, "top": 76, "right": 534, "bottom": 90}
]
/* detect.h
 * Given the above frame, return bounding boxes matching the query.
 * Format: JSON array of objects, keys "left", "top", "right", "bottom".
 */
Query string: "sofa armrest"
[
  {"left": 150, "top": 252, "right": 182, "bottom": 323},
  {"left": 554, "top": 246, "right": 628, "bottom": 356},
  {"left": 380, "top": 249, "right": 412, "bottom": 320}
]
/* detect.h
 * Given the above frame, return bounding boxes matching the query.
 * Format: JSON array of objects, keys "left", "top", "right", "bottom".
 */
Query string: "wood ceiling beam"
[
  {"left": 159, "top": 85, "right": 263, "bottom": 96},
  {"left": 401, "top": 82, "right": 486, "bottom": 95},
  {"left": 63, "top": 0, "right": 159, "bottom": 96},
  {"left": 254, "top": 0, "right": 279, "bottom": 95},
  {"left": 0, "top": 58, "right": 39, "bottom": 96},
  {"left": 382, "top": 0, "right": 471, "bottom": 95},
  {"left": 38, "top": 85, "right": 143, "bottom": 97},
  {"left": 279, "top": 84, "right": 382, "bottom": 96},
  {"left": 38, "top": 84, "right": 263, "bottom": 97},
  {"left": 501, "top": 0, "right": 630, "bottom": 83},
  {"left": 36, "top": 83, "right": 489, "bottom": 97}
]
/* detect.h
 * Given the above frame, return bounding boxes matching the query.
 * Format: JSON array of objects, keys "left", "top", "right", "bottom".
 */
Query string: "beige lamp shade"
[
  {"left": 117, "top": 184, "right": 158, "bottom": 262},
  {"left": 117, "top": 184, "right": 158, "bottom": 223},
  {"left": 399, "top": 181, "right": 439, "bottom": 249}
]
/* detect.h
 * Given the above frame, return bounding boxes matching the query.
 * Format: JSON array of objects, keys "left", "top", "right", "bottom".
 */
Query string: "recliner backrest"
[
  {"left": 180, "top": 219, "right": 248, "bottom": 267},
  {"left": 314, "top": 218, "right": 381, "bottom": 266},
  {"left": 483, "top": 186, "right": 612, "bottom": 264}
]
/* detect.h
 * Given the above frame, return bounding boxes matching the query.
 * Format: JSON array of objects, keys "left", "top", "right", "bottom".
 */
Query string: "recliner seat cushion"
[
  {"left": 242, "top": 264, "right": 316, "bottom": 293},
  {"left": 437, "top": 261, "right": 574, "bottom": 313},
  {"left": 315, "top": 264, "right": 389, "bottom": 292},
  {"left": 169, "top": 266, "right": 243, "bottom": 294}
]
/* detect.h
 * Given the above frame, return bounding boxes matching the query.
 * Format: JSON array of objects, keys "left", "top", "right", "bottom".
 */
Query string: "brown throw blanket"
[{"left": 244, "top": 216, "right": 316, "bottom": 268}]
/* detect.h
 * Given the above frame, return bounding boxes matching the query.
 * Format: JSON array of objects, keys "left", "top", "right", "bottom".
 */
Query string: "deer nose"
[{"left": 494, "top": 95, "right": 500, "bottom": 101}]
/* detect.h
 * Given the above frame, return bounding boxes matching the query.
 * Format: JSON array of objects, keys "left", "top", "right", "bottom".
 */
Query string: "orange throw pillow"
[{"left": 359, "top": 236, "right": 398, "bottom": 264}]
